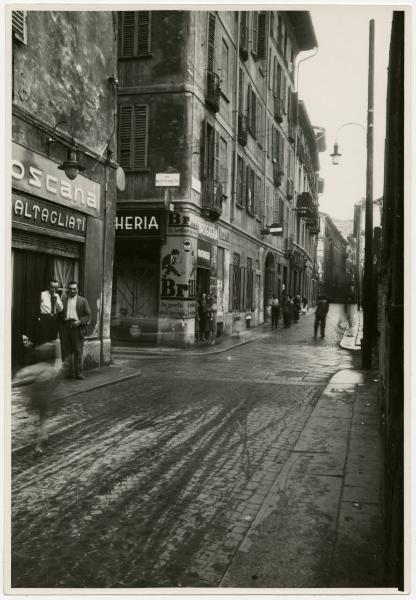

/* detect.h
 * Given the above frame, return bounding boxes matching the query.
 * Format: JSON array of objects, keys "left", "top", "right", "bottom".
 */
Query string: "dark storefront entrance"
[
  {"left": 111, "top": 239, "right": 160, "bottom": 345},
  {"left": 12, "top": 234, "right": 80, "bottom": 370}
]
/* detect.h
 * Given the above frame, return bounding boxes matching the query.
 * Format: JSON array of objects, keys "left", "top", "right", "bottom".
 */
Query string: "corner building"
[
  {"left": 11, "top": 11, "right": 118, "bottom": 370},
  {"left": 112, "top": 10, "right": 324, "bottom": 347}
]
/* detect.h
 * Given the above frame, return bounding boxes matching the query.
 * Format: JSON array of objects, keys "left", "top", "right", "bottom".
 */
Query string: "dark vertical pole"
[{"left": 362, "top": 20, "right": 375, "bottom": 368}]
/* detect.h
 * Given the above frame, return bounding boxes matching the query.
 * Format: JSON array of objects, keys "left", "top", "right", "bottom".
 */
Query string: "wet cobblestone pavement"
[{"left": 11, "top": 305, "right": 360, "bottom": 588}]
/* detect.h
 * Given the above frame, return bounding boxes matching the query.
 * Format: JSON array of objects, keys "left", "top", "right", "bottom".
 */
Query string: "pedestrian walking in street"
[
  {"left": 197, "top": 292, "right": 208, "bottom": 341},
  {"left": 37, "top": 279, "right": 64, "bottom": 344},
  {"left": 13, "top": 340, "right": 63, "bottom": 456},
  {"left": 59, "top": 281, "right": 91, "bottom": 380},
  {"left": 207, "top": 294, "right": 218, "bottom": 346},
  {"left": 314, "top": 294, "right": 330, "bottom": 338},
  {"left": 293, "top": 294, "right": 301, "bottom": 323},
  {"left": 301, "top": 295, "right": 308, "bottom": 315},
  {"left": 282, "top": 294, "right": 292, "bottom": 328},
  {"left": 270, "top": 294, "right": 280, "bottom": 330}
]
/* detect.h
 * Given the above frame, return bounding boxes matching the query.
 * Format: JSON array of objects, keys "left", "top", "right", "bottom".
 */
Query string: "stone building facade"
[
  {"left": 11, "top": 10, "right": 118, "bottom": 369},
  {"left": 316, "top": 212, "right": 350, "bottom": 301},
  {"left": 111, "top": 10, "right": 325, "bottom": 346}
]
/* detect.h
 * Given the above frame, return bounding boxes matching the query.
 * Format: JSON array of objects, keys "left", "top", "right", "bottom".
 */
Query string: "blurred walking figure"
[
  {"left": 344, "top": 296, "right": 353, "bottom": 327},
  {"left": 301, "top": 295, "right": 308, "bottom": 315},
  {"left": 314, "top": 295, "right": 330, "bottom": 338},
  {"left": 13, "top": 340, "right": 63, "bottom": 456},
  {"left": 282, "top": 294, "right": 292, "bottom": 329},
  {"left": 270, "top": 294, "right": 280, "bottom": 329},
  {"left": 293, "top": 294, "right": 301, "bottom": 322}
]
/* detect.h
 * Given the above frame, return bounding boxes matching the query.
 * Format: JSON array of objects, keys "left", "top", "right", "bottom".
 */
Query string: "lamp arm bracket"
[{"left": 335, "top": 122, "right": 366, "bottom": 142}]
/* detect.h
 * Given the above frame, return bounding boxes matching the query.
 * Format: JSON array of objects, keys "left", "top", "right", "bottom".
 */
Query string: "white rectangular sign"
[{"left": 155, "top": 173, "right": 180, "bottom": 187}]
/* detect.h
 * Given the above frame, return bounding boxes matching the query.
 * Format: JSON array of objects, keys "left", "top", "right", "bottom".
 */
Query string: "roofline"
[{"left": 286, "top": 11, "right": 318, "bottom": 52}]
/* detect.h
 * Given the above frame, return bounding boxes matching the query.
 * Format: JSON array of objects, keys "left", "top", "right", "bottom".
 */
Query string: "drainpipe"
[{"left": 231, "top": 12, "right": 240, "bottom": 223}]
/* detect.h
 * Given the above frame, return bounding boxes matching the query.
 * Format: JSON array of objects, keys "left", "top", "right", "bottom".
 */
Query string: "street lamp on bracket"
[{"left": 330, "top": 122, "right": 366, "bottom": 166}]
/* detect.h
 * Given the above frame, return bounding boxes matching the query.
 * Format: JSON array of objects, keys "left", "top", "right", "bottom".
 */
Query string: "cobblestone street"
[{"left": 12, "top": 305, "right": 362, "bottom": 588}]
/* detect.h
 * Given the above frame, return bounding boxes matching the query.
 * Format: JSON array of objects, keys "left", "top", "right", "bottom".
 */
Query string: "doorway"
[
  {"left": 264, "top": 252, "right": 275, "bottom": 321},
  {"left": 196, "top": 267, "right": 210, "bottom": 296}
]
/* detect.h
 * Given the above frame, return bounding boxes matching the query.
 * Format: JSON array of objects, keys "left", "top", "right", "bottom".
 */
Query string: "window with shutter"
[
  {"left": 203, "top": 121, "right": 215, "bottom": 181},
  {"left": 273, "top": 57, "right": 277, "bottom": 97},
  {"left": 207, "top": 13, "right": 216, "bottom": 72},
  {"left": 221, "top": 39, "right": 229, "bottom": 96},
  {"left": 237, "top": 155, "right": 243, "bottom": 205},
  {"left": 257, "top": 12, "right": 266, "bottom": 60},
  {"left": 12, "top": 10, "right": 26, "bottom": 44},
  {"left": 251, "top": 89, "right": 257, "bottom": 136},
  {"left": 251, "top": 11, "right": 258, "bottom": 55},
  {"left": 119, "top": 11, "right": 151, "bottom": 58},
  {"left": 214, "top": 131, "right": 220, "bottom": 183},
  {"left": 247, "top": 83, "right": 252, "bottom": 127},
  {"left": 118, "top": 104, "right": 148, "bottom": 170},
  {"left": 238, "top": 68, "right": 244, "bottom": 113}
]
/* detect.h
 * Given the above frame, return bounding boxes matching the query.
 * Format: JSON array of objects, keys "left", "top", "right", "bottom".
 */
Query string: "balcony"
[
  {"left": 274, "top": 97, "right": 283, "bottom": 124},
  {"left": 286, "top": 178, "right": 294, "bottom": 200},
  {"left": 285, "top": 235, "right": 294, "bottom": 257},
  {"left": 202, "top": 177, "right": 223, "bottom": 221},
  {"left": 296, "top": 191, "right": 314, "bottom": 218},
  {"left": 273, "top": 163, "right": 282, "bottom": 187},
  {"left": 205, "top": 70, "right": 221, "bottom": 113},
  {"left": 237, "top": 113, "right": 248, "bottom": 146},
  {"left": 239, "top": 25, "right": 249, "bottom": 61}
]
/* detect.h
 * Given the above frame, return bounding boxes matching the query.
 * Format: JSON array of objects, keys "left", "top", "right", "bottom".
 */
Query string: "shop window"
[
  {"left": 118, "top": 11, "right": 151, "bottom": 58},
  {"left": 118, "top": 104, "right": 148, "bottom": 170}
]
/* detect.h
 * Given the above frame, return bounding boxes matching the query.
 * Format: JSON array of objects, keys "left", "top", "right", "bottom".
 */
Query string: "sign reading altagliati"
[{"left": 12, "top": 194, "right": 87, "bottom": 238}]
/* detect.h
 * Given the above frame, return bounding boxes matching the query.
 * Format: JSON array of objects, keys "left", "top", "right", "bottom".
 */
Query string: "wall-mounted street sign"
[
  {"left": 155, "top": 173, "right": 180, "bottom": 187},
  {"left": 261, "top": 223, "right": 283, "bottom": 236}
]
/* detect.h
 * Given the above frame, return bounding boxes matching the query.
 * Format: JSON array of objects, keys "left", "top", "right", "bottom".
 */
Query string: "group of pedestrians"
[
  {"left": 269, "top": 292, "right": 329, "bottom": 338},
  {"left": 195, "top": 292, "right": 218, "bottom": 346}
]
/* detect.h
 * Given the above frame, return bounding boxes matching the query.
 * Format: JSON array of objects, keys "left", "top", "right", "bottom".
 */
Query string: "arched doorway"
[{"left": 264, "top": 252, "right": 275, "bottom": 321}]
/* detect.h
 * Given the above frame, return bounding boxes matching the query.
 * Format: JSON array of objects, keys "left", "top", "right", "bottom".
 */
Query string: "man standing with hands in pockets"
[
  {"left": 38, "top": 279, "right": 64, "bottom": 344},
  {"left": 60, "top": 281, "right": 91, "bottom": 380}
]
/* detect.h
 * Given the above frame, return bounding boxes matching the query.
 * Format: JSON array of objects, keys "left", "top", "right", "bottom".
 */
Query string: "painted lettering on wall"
[
  {"left": 12, "top": 195, "right": 86, "bottom": 237},
  {"left": 115, "top": 215, "right": 159, "bottom": 230},
  {"left": 12, "top": 142, "right": 101, "bottom": 217}
]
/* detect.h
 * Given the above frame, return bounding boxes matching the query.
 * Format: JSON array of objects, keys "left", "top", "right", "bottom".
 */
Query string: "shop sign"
[
  {"left": 12, "top": 194, "right": 86, "bottom": 238},
  {"left": 167, "top": 211, "right": 198, "bottom": 236},
  {"left": 12, "top": 142, "right": 101, "bottom": 218},
  {"left": 198, "top": 219, "right": 218, "bottom": 242},
  {"left": 218, "top": 227, "right": 230, "bottom": 245},
  {"left": 197, "top": 239, "right": 211, "bottom": 269},
  {"left": 159, "top": 299, "right": 196, "bottom": 319},
  {"left": 115, "top": 209, "right": 163, "bottom": 238}
]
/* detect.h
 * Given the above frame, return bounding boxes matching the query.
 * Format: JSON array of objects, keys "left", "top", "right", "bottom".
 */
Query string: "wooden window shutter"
[
  {"left": 251, "top": 89, "right": 256, "bottom": 136},
  {"left": 273, "top": 191, "right": 279, "bottom": 222},
  {"left": 247, "top": 83, "right": 252, "bottom": 122},
  {"left": 273, "top": 57, "right": 277, "bottom": 97},
  {"left": 242, "top": 161, "right": 247, "bottom": 207},
  {"left": 214, "top": 130, "right": 220, "bottom": 182},
  {"left": 137, "top": 11, "right": 151, "bottom": 56},
  {"left": 12, "top": 10, "right": 26, "bottom": 44},
  {"left": 119, "top": 12, "right": 135, "bottom": 57},
  {"left": 252, "top": 11, "right": 258, "bottom": 55},
  {"left": 118, "top": 105, "right": 134, "bottom": 169},
  {"left": 133, "top": 105, "right": 148, "bottom": 169},
  {"left": 279, "top": 135, "right": 285, "bottom": 170},
  {"left": 207, "top": 13, "right": 216, "bottom": 72},
  {"left": 238, "top": 68, "right": 244, "bottom": 113},
  {"left": 257, "top": 12, "right": 266, "bottom": 59}
]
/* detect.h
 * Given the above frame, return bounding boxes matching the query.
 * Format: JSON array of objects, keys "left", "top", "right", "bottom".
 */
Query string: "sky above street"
[{"left": 297, "top": 5, "right": 394, "bottom": 222}]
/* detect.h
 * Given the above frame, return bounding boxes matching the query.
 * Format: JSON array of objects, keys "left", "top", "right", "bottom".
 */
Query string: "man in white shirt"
[
  {"left": 37, "top": 279, "right": 63, "bottom": 343},
  {"left": 60, "top": 281, "right": 91, "bottom": 380}
]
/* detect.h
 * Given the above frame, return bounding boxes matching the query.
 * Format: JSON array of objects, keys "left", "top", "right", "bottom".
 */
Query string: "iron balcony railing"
[
  {"left": 205, "top": 70, "right": 221, "bottom": 113},
  {"left": 202, "top": 177, "right": 223, "bottom": 221}
]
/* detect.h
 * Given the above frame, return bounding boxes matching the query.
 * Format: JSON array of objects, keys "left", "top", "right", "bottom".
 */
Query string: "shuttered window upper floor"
[
  {"left": 118, "top": 104, "right": 149, "bottom": 170},
  {"left": 118, "top": 11, "right": 151, "bottom": 58}
]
